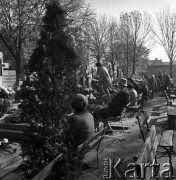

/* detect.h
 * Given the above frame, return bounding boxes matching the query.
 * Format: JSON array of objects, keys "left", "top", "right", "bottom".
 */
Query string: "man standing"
[
  {"left": 96, "top": 62, "right": 112, "bottom": 100},
  {"left": 94, "top": 78, "right": 130, "bottom": 133}
]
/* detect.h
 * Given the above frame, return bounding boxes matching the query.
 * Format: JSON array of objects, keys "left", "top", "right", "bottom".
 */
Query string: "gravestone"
[
  {"left": 0, "top": 52, "right": 16, "bottom": 88},
  {"left": 2, "top": 70, "right": 16, "bottom": 88}
]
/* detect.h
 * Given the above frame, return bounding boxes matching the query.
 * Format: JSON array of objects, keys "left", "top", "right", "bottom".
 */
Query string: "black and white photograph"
[{"left": 0, "top": 0, "right": 176, "bottom": 179}]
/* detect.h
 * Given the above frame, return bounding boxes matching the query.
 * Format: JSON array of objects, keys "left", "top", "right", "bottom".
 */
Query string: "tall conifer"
[{"left": 20, "top": 0, "right": 79, "bottom": 178}]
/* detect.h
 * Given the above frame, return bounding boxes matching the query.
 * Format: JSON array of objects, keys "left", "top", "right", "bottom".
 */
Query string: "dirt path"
[{"left": 79, "top": 97, "right": 176, "bottom": 180}]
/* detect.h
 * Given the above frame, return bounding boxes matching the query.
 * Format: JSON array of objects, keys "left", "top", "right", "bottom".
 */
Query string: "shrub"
[{"left": 19, "top": 1, "right": 80, "bottom": 179}]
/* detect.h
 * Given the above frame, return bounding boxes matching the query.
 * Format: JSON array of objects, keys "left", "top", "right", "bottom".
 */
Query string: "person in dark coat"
[
  {"left": 157, "top": 72, "right": 164, "bottom": 96},
  {"left": 138, "top": 81, "right": 149, "bottom": 102},
  {"left": 149, "top": 75, "right": 158, "bottom": 98},
  {"left": 163, "top": 74, "right": 171, "bottom": 90},
  {"left": 158, "top": 72, "right": 163, "bottom": 86},
  {"left": 94, "top": 78, "right": 130, "bottom": 133},
  {"left": 67, "top": 94, "right": 94, "bottom": 148},
  {"left": 127, "top": 77, "right": 139, "bottom": 93},
  {"left": 155, "top": 75, "right": 161, "bottom": 96}
]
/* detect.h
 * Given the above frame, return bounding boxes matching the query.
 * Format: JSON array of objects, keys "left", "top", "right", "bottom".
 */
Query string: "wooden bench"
[
  {"left": 31, "top": 127, "right": 106, "bottom": 180},
  {"left": 170, "top": 87, "right": 176, "bottom": 95},
  {"left": 165, "top": 89, "right": 176, "bottom": 105},
  {"left": 167, "top": 106, "right": 176, "bottom": 129},
  {"left": 136, "top": 111, "right": 174, "bottom": 162},
  {"left": 108, "top": 103, "right": 131, "bottom": 130},
  {"left": 77, "top": 126, "right": 106, "bottom": 167},
  {"left": 164, "top": 90, "right": 174, "bottom": 106},
  {"left": 136, "top": 110, "right": 150, "bottom": 142},
  {"left": 168, "top": 87, "right": 176, "bottom": 101},
  {"left": 136, "top": 125, "right": 174, "bottom": 179},
  {"left": 32, "top": 153, "right": 63, "bottom": 180}
]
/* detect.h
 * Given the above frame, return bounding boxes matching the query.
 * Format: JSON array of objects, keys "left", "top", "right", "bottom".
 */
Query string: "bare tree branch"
[{"left": 152, "top": 6, "right": 176, "bottom": 77}]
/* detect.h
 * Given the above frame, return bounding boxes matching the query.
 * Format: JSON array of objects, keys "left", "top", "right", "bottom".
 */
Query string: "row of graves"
[
  {"left": 0, "top": 52, "right": 16, "bottom": 89},
  {"left": 0, "top": 64, "right": 155, "bottom": 179},
  {"left": 0, "top": 52, "right": 23, "bottom": 179}
]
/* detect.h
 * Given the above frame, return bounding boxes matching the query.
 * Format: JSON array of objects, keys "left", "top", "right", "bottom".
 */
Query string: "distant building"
[{"left": 148, "top": 58, "right": 176, "bottom": 80}]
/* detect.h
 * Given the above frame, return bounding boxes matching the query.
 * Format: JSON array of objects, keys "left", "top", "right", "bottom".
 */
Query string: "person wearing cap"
[
  {"left": 96, "top": 62, "right": 112, "bottom": 100},
  {"left": 66, "top": 94, "right": 94, "bottom": 148},
  {"left": 94, "top": 78, "right": 130, "bottom": 133},
  {"left": 127, "top": 83, "right": 138, "bottom": 106}
]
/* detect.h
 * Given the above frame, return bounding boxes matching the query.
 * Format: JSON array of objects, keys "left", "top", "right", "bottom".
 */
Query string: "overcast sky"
[{"left": 85, "top": 0, "right": 176, "bottom": 61}]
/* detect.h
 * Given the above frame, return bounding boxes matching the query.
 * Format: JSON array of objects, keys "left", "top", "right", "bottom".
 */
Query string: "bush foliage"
[{"left": 19, "top": 0, "right": 80, "bottom": 179}]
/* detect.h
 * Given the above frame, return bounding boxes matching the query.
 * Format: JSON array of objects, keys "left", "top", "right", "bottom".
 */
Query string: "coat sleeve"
[
  {"left": 108, "top": 94, "right": 120, "bottom": 108},
  {"left": 108, "top": 92, "right": 129, "bottom": 108}
]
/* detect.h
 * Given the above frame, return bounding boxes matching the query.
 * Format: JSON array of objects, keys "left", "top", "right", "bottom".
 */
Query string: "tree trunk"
[
  {"left": 170, "top": 59, "right": 173, "bottom": 78},
  {"left": 126, "top": 43, "right": 129, "bottom": 77},
  {"left": 111, "top": 64, "right": 115, "bottom": 82},
  {"left": 132, "top": 58, "right": 136, "bottom": 75},
  {"left": 15, "top": 55, "right": 21, "bottom": 83},
  {"left": 96, "top": 54, "right": 100, "bottom": 63}
]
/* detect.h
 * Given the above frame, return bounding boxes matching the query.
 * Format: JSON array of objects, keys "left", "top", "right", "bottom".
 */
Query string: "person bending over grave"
[
  {"left": 127, "top": 83, "right": 138, "bottom": 106},
  {"left": 127, "top": 77, "right": 139, "bottom": 93},
  {"left": 96, "top": 62, "right": 112, "bottom": 101},
  {"left": 66, "top": 94, "right": 95, "bottom": 148},
  {"left": 94, "top": 78, "right": 130, "bottom": 134}
]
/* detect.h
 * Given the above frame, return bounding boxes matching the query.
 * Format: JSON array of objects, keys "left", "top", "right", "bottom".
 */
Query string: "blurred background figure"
[
  {"left": 96, "top": 62, "right": 112, "bottom": 101},
  {"left": 127, "top": 83, "right": 138, "bottom": 106},
  {"left": 138, "top": 81, "right": 149, "bottom": 102},
  {"left": 148, "top": 75, "right": 158, "bottom": 99},
  {"left": 127, "top": 77, "right": 139, "bottom": 93}
]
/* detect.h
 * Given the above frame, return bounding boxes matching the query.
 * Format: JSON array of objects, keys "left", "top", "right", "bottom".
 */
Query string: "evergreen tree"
[{"left": 19, "top": 0, "right": 80, "bottom": 178}]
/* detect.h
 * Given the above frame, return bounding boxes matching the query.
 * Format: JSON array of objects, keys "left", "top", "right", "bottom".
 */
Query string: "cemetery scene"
[{"left": 1, "top": 0, "right": 176, "bottom": 180}]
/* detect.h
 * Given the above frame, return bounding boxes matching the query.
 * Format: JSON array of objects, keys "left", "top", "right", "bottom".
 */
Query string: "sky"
[{"left": 85, "top": 0, "right": 176, "bottom": 61}]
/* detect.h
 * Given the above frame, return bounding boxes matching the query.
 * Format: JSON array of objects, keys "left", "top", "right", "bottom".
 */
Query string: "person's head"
[
  {"left": 72, "top": 84, "right": 82, "bottom": 94},
  {"left": 71, "top": 94, "right": 88, "bottom": 112},
  {"left": 127, "top": 83, "right": 134, "bottom": 89},
  {"left": 127, "top": 77, "right": 134, "bottom": 84},
  {"left": 96, "top": 62, "right": 102, "bottom": 68},
  {"left": 119, "top": 78, "right": 128, "bottom": 90}
]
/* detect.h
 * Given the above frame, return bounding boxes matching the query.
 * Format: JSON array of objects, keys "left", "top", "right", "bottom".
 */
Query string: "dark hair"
[
  {"left": 96, "top": 62, "right": 102, "bottom": 67},
  {"left": 71, "top": 94, "right": 88, "bottom": 112}
]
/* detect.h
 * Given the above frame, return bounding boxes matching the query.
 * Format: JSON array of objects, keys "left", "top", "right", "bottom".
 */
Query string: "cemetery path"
[{"left": 79, "top": 97, "right": 176, "bottom": 180}]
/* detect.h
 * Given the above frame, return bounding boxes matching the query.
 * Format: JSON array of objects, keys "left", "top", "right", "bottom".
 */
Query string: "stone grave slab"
[{"left": 0, "top": 141, "right": 22, "bottom": 169}]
